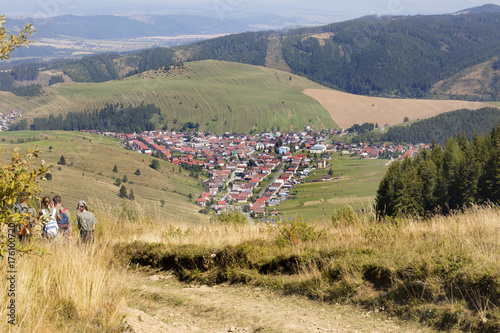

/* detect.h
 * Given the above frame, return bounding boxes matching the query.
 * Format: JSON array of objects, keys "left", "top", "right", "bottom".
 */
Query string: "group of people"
[{"left": 15, "top": 195, "right": 98, "bottom": 244}]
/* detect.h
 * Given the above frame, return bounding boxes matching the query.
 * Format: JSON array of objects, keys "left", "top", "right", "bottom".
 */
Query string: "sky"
[{"left": 3, "top": 0, "right": 500, "bottom": 23}]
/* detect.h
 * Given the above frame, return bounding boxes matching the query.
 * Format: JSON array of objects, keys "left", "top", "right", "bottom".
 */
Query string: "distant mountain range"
[
  {"left": 5, "top": 14, "right": 307, "bottom": 39},
  {"left": 4, "top": 4, "right": 500, "bottom": 101}
]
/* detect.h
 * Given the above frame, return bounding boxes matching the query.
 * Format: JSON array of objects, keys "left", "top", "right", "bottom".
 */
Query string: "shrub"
[{"left": 275, "top": 217, "right": 323, "bottom": 247}]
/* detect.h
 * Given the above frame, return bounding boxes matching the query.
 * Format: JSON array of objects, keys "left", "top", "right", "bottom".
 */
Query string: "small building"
[{"left": 316, "top": 159, "right": 329, "bottom": 169}]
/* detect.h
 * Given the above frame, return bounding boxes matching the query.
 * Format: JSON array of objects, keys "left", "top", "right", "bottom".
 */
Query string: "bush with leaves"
[
  {"left": 0, "top": 147, "right": 50, "bottom": 257},
  {"left": 275, "top": 217, "right": 323, "bottom": 247},
  {"left": 213, "top": 210, "right": 247, "bottom": 225}
]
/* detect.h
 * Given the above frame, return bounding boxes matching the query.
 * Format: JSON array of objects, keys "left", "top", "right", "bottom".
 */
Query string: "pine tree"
[
  {"left": 113, "top": 165, "right": 118, "bottom": 173},
  {"left": 135, "top": 169, "right": 141, "bottom": 176},
  {"left": 128, "top": 189, "right": 135, "bottom": 200},
  {"left": 59, "top": 155, "right": 66, "bottom": 165},
  {"left": 119, "top": 185, "right": 128, "bottom": 198},
  {"left": 115, "top": 178, "right": 121, "bottom": 186},
  {"left": 122, "top": 175, "right": 128, "bottom": 183}
]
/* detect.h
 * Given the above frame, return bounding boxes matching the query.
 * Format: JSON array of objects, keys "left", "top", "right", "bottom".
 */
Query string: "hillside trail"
[{"left": 122, "top": 272, "right": 436, "bottom": 333}]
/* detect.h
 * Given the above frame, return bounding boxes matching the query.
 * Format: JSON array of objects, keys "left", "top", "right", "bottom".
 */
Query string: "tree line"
[
  {"left": 357, "top": 107, "right": 500, "bottom": 144},
  {"left": 29, "top": 103, "right": 159, "bottom": 133},
  {"left": 375, "top": 123, "right": 500, "bottom": 218}
]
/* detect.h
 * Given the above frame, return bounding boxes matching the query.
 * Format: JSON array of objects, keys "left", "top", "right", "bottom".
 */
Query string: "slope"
[
  {"left": 0, "top": 131, "right": 207, "bottom": 223},
  {"left": 303, "top": 88, "right": 492, "bottom": 128},
  {"left": 3, "top": 60, "right": 338, "bottom": 133}
]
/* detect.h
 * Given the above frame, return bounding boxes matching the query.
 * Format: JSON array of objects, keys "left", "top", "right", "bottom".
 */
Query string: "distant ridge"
[{"left": 454, "top": 3, "right": 500, "bottom": 15}]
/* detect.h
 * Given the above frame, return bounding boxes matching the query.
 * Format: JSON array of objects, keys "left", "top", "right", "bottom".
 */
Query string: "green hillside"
[
  {"left": 0, "top": 131, "right": 207, "bottom": 223},
  {"left": 39, "top": 12, "right": 500, "bottom": 101},
  {"left": 275, "top": 156, "right": 388, "bottom": 220},
  {"left": 2, "top": 60, "right": 337, "bottom": 133}
]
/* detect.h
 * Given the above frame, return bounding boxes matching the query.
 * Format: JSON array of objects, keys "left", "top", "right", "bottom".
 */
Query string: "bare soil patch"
[
  {"left": 304, "top": 89, "right": 493, "bottom": 128},
  {"left": 124, "top": 273, "right": 435, "bottom": 333}
]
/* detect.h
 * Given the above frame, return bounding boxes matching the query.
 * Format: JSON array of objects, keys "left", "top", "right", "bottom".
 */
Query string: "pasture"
[
  {"left": 0, "top": 131, "right": 207, "bottom": 223},
  {"left": 275, "top": 155, "right": 388, "bottom": 220}
]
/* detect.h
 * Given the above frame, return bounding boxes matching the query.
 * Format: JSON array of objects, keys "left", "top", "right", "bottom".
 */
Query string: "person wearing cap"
[{"left": 75, "top": 200, "right": 97, "bottom": 244}]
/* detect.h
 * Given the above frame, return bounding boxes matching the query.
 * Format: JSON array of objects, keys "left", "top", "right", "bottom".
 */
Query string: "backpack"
[
  {"left": 42, "top": 208, "right": 59, "bottom": 238},
  {"left": 15, "top": 203, "right": 35, "bottom": 236},
  {"left": 57, "top": 208, "right": 69, "bottom": 229}
]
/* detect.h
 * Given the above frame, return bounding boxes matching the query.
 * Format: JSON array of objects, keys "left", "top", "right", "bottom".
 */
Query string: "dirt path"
[{"left": 123, "top": 273, "right": 435, "bottom": 333}]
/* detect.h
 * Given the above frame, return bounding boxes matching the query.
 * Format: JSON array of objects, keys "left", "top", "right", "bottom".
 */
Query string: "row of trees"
[
  {"left": 29, "top": 103, "right": 159, "bottom": 133},
  {"left": 11, "top": 64, "right": 39, "bottom": 81},
  {"left": 190, "top": 31, "right": 270, "bottom": 66},
  {"left": 375, "top": 124, "right": 500, "bottom": 217},
  {"left": 11, "top": 84, "right": 42, "bottom": 97},
  {"left": 356, "top": 107, "right": 500, "bottom": 144}
]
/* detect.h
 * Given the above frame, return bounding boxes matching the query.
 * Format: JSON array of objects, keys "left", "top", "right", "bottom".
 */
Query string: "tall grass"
[
  {"left": 0, "top": 240, "right": 126, "bottom": 332},
  {"left": 2, "top": 200, "right": 499, "bottom": 331}
]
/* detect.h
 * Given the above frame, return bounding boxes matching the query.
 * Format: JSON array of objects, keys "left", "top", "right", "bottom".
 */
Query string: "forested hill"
[
  {"left": 44, "top": 10, "right": 500, "bottom": 100},
  {"left": 359, "top": 107, "right": 500, "bottom": 144}
]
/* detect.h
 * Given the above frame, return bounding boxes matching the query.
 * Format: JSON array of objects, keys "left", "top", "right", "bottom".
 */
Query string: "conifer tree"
[
  {"left": 128, "top": 189, "right": 135, "bottom": 200},
  {"left": 119, "top": 185, "right": 128, "bottom": 198},
  {"left": 135, "top": 169, "right": 141, "bottom": 176},
  {"left": 113, "top": 165, "right": 118, "bottom": 173},
  {"left": 58, "top": 155, "right": 66, "bottom": 165},
  {"left": 122, "top": 175, "right": 128, "bottom": 183}
]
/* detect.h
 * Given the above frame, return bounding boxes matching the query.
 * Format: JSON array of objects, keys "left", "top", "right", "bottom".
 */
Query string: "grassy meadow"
[
  {"left": 2, "top": 195, "right": 499, "bottom": 332},
  {"left": 1, "top": 60, "right": 337, "bottom": 133},
  {"left": 275, "top": 155, "right": 388, "bottom": 220},
  {"left": 0, "top": 131, "right": 207, "bottom": 223}
]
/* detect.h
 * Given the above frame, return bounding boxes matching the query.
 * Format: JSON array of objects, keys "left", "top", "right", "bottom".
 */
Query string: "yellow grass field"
[{"left": 303, "top": 88, "right": 494, "bottom": 128}]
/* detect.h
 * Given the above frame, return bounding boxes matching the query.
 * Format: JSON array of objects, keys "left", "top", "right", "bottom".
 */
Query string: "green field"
[
  {"left": 1, "top": 60, "right": 337, "bottom": 133},
  {"left": 274, "top": 155, "right": 389, "bottom": 220},
  {"left": 0, "top": 131, "right": 208, "bottom": 223}
]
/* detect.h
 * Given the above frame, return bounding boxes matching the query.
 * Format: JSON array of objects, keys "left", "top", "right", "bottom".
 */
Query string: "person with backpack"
[
  {"left": 53, "top": 195, "right": 73, "bottom": 243},
  {"left": 13, "top": 194, "right": 37, "bottom": 242},
  {"left": 75, "top": 200, "right": 97, "bottom": 244},
  {"left": 38, "top": 196, "right": 60, "bottom": 239}
]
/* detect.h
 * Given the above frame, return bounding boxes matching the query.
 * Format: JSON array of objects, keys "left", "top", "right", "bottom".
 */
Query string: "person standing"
[
  {"left": 75, "top": 200, "right": 97, "bottom": 244},
  {"left": 53, "top": 195, "right": 72, "bottom": 243},
  {"left": 38, "top": 196, "right": 60, "bottom": 239}
]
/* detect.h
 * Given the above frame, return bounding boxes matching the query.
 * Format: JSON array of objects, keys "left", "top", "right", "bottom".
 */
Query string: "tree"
[
  {"left": 113, "top": 165, "right": 118, "bottom": 173},
  {"left": 58, "top": 155, "right": 66, "bottom": 165},
  {"left": 150, "top": 159, "right": 160, "bottom": 171},
  {"left": 0, "top": 147, "right": 50, "bottom": 257},
  {"left": 128, "top": 189, "right": 135, "bottom": 200},
  {"left": 122, "top": 175, "right": 128, "bottom": 183},
  {"left": 134, "top": 169, "right": 141, "bottom": 176},
  {"left": 160, "top": 199, "right": 165, "bottom": 207},
  {"left": 115, "top": 178, "right": 121, "bottom": 186},
  {"left": 188, "top": 193, "right": 193, "bottom": 202},
  {"left": 119, "top": 185, "right": 128, "bottom": 198},
  {"left": 0, "top": 15, "right": 35, "bottom": 60}
]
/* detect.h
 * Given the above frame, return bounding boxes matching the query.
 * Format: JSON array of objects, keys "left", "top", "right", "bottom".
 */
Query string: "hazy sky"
[{"left": 3, "top": 0, "right": 500, "bottom": 22}]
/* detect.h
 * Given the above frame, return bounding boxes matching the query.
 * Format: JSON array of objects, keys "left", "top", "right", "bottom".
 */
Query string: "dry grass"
[
  {"left": 2, "top": 199, "right": 499, "bottom": 331},
  {"left": 0, "top": 239, "right": 127, "bottom": 332},
  {"left": 304, "top": 88, "right": 494, "bottom": 128}
]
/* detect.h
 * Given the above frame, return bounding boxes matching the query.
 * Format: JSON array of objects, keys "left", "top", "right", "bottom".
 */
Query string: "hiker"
[
  {"left": 53, "top": 195, "right": 73, "bottom": 243},
  {"left": 75, "top": 200, "right": 97, "bottom": 244},
  {"left": 38, "top": 196, "right": 60, "bottom": 239},
  {"left": 13, "top": 194, "right": 37, "bottom": 242}
]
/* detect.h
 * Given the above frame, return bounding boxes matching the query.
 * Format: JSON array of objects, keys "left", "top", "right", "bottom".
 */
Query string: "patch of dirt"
[
  {"left": 123, "top": 272, "right": 436, "bottom": 333},
  {"left": 304, "top": 88, "right": 492, "bottom": 128}
]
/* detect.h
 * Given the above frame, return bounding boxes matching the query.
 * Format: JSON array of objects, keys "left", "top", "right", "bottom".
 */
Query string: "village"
[
  {"left": 0, "top": 110, "right": 23, "bottom": 131},
  {"left": 87, "top": 128, "right": 429, "bottom": 218}
]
